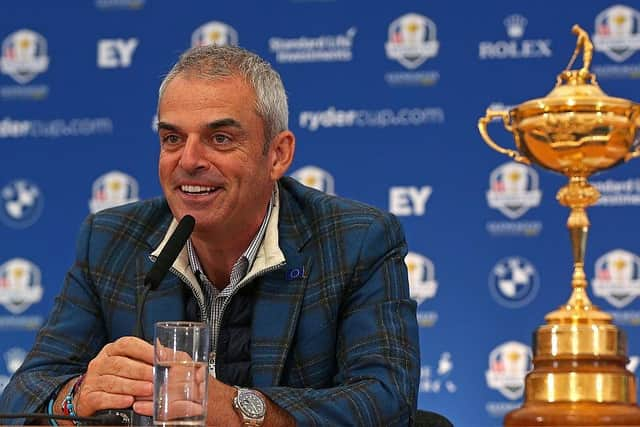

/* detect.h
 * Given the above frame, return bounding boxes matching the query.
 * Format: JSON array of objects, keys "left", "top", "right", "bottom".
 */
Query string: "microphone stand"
[{"left": 0, "top": 411, "right": 129, "bottom": 425}]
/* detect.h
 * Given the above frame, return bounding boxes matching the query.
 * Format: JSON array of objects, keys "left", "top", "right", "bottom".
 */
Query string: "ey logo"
[
  {"left": 97, "top": 38, "right": 139, "bottom": 68},
  {"left": 389, "top": 185, "right": 432, "bottom": 216}
]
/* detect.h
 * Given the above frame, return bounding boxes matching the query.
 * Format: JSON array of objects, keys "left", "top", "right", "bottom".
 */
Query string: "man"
[{"left": 0, "top": 45, "right": 419, "bottom": 426}]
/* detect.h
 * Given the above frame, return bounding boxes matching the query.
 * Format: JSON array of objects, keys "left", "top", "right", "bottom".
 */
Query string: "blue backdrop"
[{"left": 2, "top": 1, "right": 640, "bottom": 426}]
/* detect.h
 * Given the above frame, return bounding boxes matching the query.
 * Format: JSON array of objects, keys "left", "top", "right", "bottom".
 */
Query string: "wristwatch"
[{"left": 233, "top": 387, "right": 266, "bottom": 426}]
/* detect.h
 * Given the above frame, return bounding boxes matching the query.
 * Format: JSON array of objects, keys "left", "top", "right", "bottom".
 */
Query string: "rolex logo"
[
  {"left": 479, "top": 15, "right": 551, "bottom": 61},
  {"left": 504, "top": 14, "right": 527, "bottom": 39}
]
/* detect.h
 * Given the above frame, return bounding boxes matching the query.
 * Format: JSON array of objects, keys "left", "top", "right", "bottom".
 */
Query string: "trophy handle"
[
  {"left": 624, "top": 109, "right": 640, "bottom": 162},
  {"left": 477, "top": 110, "right": 531, "bottom": 165},
  {"left": 625, "top": 149, "right": 640, "bottom": 162}
]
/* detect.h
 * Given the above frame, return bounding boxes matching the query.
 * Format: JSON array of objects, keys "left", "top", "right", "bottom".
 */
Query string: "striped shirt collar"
[{"left": 186, "top": 188, "right": 275, "bottom": 291}]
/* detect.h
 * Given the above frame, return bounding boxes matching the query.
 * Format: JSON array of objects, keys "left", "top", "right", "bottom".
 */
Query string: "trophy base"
[
  {"left": 504, "top": 310, "right": 640, "bottom": 426},
  {"left": 504, "top": 402, "right": 640, "bottom": 426}
]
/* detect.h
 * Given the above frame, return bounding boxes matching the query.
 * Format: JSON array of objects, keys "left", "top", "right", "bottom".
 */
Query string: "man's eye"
[
  {"left": 161, "top": 134, "right": 181, "bottom": 144},
  {"left": 213, "top": 134, "right": 231, "bottom": 144}
]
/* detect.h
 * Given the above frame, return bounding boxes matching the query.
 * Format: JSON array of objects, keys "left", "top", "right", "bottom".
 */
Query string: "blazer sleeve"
[
  {"left": 258, "top": 213, "right": 420, "bottom": 426},
  {"left": 0, "top": 214, "right": 107, "bottom": 422}
]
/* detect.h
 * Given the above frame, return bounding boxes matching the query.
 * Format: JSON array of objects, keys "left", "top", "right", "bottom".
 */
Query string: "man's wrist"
[
  {"left": 232, "top": 387, "right": 266, "bottom": 426},
  {"left": 61, "top": 374, "right": 84, "bottom": 422},
  {"left": 52, "top": 377, "right": 81, "bottom": 426}
]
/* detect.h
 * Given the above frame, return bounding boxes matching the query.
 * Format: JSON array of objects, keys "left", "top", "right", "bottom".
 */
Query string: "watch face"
[{"left": 239, "top": 391, "right": 266, "bottom": 418}]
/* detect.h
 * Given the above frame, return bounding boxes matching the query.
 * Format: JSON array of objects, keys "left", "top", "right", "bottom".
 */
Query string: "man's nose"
[{"left": 178, "top": 136, "right": 208, "bottom": 173}]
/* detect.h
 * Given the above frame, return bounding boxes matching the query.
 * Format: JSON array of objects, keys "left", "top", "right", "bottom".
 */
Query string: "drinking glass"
[{"left": 153, "top": 321, "right": 209, "bottom": 426}]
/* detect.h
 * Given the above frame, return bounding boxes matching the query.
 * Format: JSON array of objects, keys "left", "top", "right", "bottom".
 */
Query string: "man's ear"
[{"left": 268, "top": 130, "right": 296, "bottom": 180}]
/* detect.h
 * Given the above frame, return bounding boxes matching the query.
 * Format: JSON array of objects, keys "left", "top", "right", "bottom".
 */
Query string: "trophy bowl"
[{"left": 488, "top": 79, "right": 640, "bottom": 178}]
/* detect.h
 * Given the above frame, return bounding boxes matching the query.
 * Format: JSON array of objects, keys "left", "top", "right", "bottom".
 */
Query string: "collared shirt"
[{"left": 186, "top": 190, "right": 275, "bottom": 363}]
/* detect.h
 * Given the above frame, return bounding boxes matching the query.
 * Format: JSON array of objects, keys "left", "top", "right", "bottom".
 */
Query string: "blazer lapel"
[
  {"left": 251, "top": 180, "right": 313, "bottom": 386},
  {"left": 251, "top": 245, "right": 310, "bottom": 386}
]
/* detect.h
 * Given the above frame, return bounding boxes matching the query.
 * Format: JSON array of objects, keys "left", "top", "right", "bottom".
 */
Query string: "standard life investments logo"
[{"left": 269, "top": 27, "right": 356, "bottom": 63}]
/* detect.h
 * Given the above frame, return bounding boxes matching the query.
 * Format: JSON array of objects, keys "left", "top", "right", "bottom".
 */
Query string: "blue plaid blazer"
[{"left": 0, "top": 177, "right": 419, "bottom": 426}]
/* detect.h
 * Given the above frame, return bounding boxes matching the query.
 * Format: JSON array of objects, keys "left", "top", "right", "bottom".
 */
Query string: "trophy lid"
[
  {"left": 513, "top": 25, "right": 635, "bottom": 118},
  {"left": 514, "top": 69, "right": 634, "bottom": 118}
]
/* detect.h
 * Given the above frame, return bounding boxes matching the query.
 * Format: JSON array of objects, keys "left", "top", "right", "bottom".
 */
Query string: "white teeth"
[{"left": 181, "top": 185, "right": 216, "bottom": 194}]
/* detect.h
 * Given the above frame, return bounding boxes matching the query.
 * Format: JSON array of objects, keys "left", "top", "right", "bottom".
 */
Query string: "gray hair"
[{"left": 158, "top": 45, "right": 288, "bottom": 147}]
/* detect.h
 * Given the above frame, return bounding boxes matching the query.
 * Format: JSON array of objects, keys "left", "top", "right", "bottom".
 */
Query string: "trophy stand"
[{"left": 478, "top": 25, "right": 640, "bottom": 426}]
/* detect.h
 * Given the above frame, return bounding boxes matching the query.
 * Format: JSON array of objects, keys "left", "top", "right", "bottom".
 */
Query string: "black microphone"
[
  {"left": 0, "top": 411, "right": 129, "bottom": 425},
  {"left": 145, "top": 214, "right": 196, "bottom": 291},
  {"left": 133, "top": 214, "right": 196, "bottom": 339}
]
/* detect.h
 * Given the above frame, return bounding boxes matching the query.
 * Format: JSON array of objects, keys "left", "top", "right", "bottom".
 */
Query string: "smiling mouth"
[{"left": 180, "top": 185, "right": 220, "bottom": 195}]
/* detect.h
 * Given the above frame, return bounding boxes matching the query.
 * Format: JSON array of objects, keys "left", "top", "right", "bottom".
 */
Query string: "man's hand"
[
  {"left": 74, "top": 336, "right": 154, "bottom": 416},
  {"left": 132, "top": 354, "right": 207, "bottom": 419}
]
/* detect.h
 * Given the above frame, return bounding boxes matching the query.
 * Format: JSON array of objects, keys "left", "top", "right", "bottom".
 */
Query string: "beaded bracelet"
[
  {"left": 61, "top": 374, "right": 85, "bottom": 424},
  {"left": 47, "top": 397, "right": 59, "bottom": 426}
]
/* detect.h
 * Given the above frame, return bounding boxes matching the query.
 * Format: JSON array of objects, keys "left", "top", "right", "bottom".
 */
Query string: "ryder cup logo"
[
  {"left": 489, "top": 256, "right": 539, "bottom": 308},
  {"left": 0, "top": 347, "right": 26, "bottom": 394},
  {"left": 486, "top": 341, "right": 532, "bottom": 400},
  {"left": 0, "top": 258, "right": 44, "bottom": 315},
  {"left": 592, "top": 249, "right": 640, "bottom": 308},
  {"left": 191, "top": 21, "right": 238, "bottom": 47},
  {"left": 593, "top": 5, "right": 640, "bottom": 63},
  {"left": 0, "top": 179, "right": 44, "bottom": 229},
  {"left": 405, "top": 252, "right": 438, "bottom": 305},
  {"left": 487, "top": 162, "right": 542, "bottom": 219},
  {"left": 89, "top": 171, "right": 139, "bottom": 213},
  {"left": 385, "top": 13, "right": 439, "bottom": 70},
  {"left": 0, "top": 29, "right": 49, "bottom": 84},
  {"left": 290, "top": 166, "right": 335, "bottom": 195},
  {"left": 4, "top": 347, "right": 26, "bottom": 374}
]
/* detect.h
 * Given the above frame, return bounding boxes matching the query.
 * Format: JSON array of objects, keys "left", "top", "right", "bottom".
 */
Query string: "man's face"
[{"left": 157, "top": 74, "right": 283, "bottom": 236}]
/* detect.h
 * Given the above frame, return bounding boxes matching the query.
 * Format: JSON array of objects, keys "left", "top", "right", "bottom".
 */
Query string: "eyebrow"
[
  {"left": 206, "top": 118, "right": 243, "bottom": 131},
  {"left": 157, "top": 122, "right": 179, "bottom": 132},
  {"left": 157, "top": 118, "right": 244, "bottom": 133}
]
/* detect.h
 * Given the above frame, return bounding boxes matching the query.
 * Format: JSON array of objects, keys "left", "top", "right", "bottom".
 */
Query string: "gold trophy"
[{"left": 478, "top": 25, "right": 640, "bottom": 426}]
